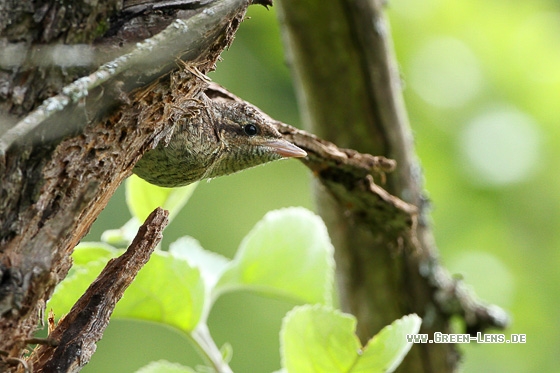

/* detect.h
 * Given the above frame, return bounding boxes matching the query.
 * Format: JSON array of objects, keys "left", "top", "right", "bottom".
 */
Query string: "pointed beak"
[{"left": 266, "top": 140, "right": 307, "bottom": 158}]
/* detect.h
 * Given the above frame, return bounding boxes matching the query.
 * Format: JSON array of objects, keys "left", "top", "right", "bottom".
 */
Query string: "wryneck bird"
[{"left": 133, "top": 94, "right": 306, "bottom": 188}]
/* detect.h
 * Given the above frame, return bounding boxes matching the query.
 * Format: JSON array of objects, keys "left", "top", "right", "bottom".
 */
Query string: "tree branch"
[
  {"left": 28, "top": 207, "right": 169, "bottom": 373},
  {"left": 206, "top": 86, "right": 504, "bottom": 341},
  {"left": 0, "top": 0, "right": 251, "bottom": 362},
  {"left": 275, "top": 0, "right": 509, "bottom": 372}
]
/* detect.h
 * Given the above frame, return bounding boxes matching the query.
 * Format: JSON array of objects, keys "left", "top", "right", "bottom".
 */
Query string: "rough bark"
[
  {"left": 0, "top": 0, "right": 253, "bottom": 369},
  {"left": 275, "top": 0, "right": 508, "bottom": 372},
  {"left": 29, "top": 207, "right": 168, "bottom": 373}
]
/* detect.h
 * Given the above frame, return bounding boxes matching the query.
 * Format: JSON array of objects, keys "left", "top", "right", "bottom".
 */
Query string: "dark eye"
[{"left": 243, "top": 124, "right": 258, "bottom": 136}]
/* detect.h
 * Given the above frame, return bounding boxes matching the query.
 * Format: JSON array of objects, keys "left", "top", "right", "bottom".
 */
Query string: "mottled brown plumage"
[{"left": 133, "top": 92, "right": 306, "bottom": 187}]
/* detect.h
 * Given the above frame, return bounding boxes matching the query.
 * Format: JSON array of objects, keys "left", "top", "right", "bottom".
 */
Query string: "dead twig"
[{"left": 28, "top": 208, "right": 169, "bottom": 373}]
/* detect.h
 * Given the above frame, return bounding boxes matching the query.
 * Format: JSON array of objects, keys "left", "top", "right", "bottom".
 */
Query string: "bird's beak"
[{"left": 267, "top": 140, "right": 307, "bottom": 158}]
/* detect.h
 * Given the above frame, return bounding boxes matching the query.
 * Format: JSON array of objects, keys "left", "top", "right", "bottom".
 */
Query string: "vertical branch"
[{"left": 276, "top": 0, "right": 507, "bottom": 372}]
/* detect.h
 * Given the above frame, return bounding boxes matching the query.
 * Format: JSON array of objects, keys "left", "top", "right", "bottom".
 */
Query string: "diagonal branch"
[
  {"left": 28, "top": 207, "right": 169, "bottom": 373},
  {"left": 205, "top": 83, "right": 507, "bottom": 343}
]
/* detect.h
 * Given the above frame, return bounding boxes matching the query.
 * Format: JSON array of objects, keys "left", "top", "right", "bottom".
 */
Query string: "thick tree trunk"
[
  {"left": 276, "top": 0, "right": 508, "bottom": 372},
  {"left": 0, "top": 1, "right": 252, "bottom": 370}
]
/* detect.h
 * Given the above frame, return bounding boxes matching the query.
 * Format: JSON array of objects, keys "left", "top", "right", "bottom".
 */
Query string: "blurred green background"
[{"left": 79, "top": 0, "right": 559, "bottom": 372}]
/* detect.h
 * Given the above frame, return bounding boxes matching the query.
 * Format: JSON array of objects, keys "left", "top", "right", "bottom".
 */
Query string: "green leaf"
[
  {"left": 106, "top": 173, "right": 197, "bottom": 247},
  {"left": 170, "top": 236, "right": 230, "bottom": 290},
  {"left": 281, "top": 305, "right": 361, "bottom": 372},
  {"left": 126, "top": 174, "right": 197, "bottom": 223},
  {"left": 49, "top": 244, "right": 206, "bottom": 333},
  {"left": 281, "top": 305, "right": 421, "bottom": 373},
  {"left": 71, "top": 242, "right": 117, "bottom": 266},
  {"left": 215, "top": 207, "right": 334, "bottom": 305},
  {"left": 352, "top": 314, "right": 422, "bottom": 372},
  {"left": 48, "top": 243, "right": 117, "bottom": 316},
  {"left": 168, "top": 236, "right": 230, "bottom": 323},
  {"left": 219, "top": 342, "right": 233, "bottom": 365},
  {"left": 114, "top": 249, "right": 206, "bottom": 332},
  {"left": 101, "top": 218, "right": 142, "bottom": 247},
  {"left": 135, "top": 360, "right": 195, "bottom": 373}
]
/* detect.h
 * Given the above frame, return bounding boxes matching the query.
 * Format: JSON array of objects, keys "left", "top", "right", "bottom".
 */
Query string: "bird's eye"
[{"left": 243, "top": 124, "right": 258, "bottom": 136}]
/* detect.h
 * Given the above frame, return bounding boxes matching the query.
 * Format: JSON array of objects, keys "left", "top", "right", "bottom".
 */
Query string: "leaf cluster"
[{"left": 48, "top": 175, "right": 421, "bottom": 372}]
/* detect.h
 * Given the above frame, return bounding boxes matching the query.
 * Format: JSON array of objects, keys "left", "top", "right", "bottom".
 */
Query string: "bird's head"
[
  {"left": 133, "top": 99, "right": 306, "bottom": 187},
  {"left": 204, "top": 101, "right": 307, "bottom": 179}
]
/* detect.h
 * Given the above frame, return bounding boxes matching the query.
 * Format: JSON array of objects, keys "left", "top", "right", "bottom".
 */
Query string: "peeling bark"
[
  {"left": 28, "top": 208, "right": 168, "bottom": 373},
  {"left": 0, "top": 0, "right": 252, "bottom": 367}
]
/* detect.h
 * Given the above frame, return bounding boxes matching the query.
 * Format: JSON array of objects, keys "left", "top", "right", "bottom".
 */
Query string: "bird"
[{"left": 132, "top": 95, "right": 307, "bottom": 188}]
